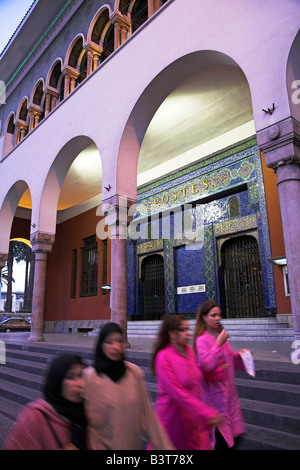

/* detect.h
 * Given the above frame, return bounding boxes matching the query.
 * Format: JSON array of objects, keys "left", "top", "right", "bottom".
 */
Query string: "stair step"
[
  {"left": 240, "top": 398, "right": 300, "bottom": 434},
  {"left": 0, "top": 396, "right": 22, "bottom": 421},
  {"left": 0, "top": 378, "right": 41, "bottom": 406},
  {"left": 127, "top": 318, "right": 294, "bottom": 341},
  {"left": 0, "top": 365, "right": 45, "bottom": 391},
  {"left": 240, "top": 423, "right": 300, "bottom": 450},
  {"left": 236, "top": 377, "right": 300, "bottom": 407},
  {"left": 1, "top": 342, "right": 299, "bottom": 451}
]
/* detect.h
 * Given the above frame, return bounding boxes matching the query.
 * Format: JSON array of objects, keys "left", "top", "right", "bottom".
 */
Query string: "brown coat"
[{"left": 83, "top": 362, "right": 173, "bottom": 450}]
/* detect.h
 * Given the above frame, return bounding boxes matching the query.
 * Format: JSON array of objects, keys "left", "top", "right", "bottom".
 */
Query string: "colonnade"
[{"left": 2, "top": 118, "right": 300, "bottom": 343}]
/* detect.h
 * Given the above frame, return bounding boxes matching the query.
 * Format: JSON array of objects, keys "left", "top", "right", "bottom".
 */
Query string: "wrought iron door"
[
  {"left": 142, "top": 254, "right": 165, "bottom": 320},
  {"left": 221, "top": 235, "right": 265, "bottom": 318}
]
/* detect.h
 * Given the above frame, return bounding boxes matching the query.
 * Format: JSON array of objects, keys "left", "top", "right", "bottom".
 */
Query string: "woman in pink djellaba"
[
  {"left": 194, "top": 300, "right": 247, "bottom": 450},
  {"left": 150, "top": 315, "right": 222, "bottom": 450}
]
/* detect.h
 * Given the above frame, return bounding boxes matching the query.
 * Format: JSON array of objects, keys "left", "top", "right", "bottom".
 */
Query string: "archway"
[
  {"left": 117, "top": 50, "right": 254, "bottom": 201},
  {"left": 220, "top": 235, "right": 265, "bottom": 318},
  {"left": 141, "top": 254, "right": 165, "bottom": 320}
]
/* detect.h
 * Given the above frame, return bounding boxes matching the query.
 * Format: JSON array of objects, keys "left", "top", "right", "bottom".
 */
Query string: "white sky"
[{"left": 0, "top": 0, "right": 33, "bottom": 54}]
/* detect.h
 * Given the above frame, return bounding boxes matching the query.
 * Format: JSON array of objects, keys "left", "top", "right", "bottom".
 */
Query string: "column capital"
[
  {"left": 61, "top": 64, "right": 80, "bottom": 80},
  {"left": 101, "top": 195, "right": 136, "bottom": 239},
  {"left": 30, "top": 231, "right": 55, "bottom": 253},
  {"left": 110, "top": 11, "right": 131, "bottom": 28},
  {"left": 28, "top": 103, "right": 42, "bottom": 114},
  {"left": 83, "top": 40, "right": 103, "bottom": 56},
  {"left": 257, "top": 116, "right": 300, "bottom": 170},
  {"left": 43, "top": 85, "right": 59, "bottom": 98}
]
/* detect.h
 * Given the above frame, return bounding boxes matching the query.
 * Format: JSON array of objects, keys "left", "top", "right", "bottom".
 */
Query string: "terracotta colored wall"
[
  {"left": 44, "top": 208, "right": 111, "bottom": 321},
  {"left": 261, "top": 153, "right": 291, "bottom": 314}
]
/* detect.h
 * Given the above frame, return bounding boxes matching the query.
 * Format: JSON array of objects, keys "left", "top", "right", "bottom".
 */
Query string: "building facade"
[{"left": 0, "top": 0, "right": 299, "bottom": 340}]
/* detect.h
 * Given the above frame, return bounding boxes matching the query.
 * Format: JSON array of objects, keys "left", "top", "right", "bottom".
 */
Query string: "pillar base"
[{"left": 28, "top": 330, "right": 45, "bottom": 342}]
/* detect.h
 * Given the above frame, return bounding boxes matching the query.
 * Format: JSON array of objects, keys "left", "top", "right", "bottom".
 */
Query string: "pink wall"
[{"left": 44, "top": 207, "right": 111, "bottom": 322}]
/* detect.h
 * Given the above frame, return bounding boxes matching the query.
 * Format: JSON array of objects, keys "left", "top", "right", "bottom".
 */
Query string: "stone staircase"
[
  {"left": 0, "top": 341, "right": 300, "bottom": 450},
  {"left": 127, "top": 318, "right": 294, "bottom": 341}
]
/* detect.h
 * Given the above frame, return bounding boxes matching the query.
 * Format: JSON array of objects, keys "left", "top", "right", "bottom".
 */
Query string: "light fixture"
[
  {"left": 99, "top": 284, "right": 111, "bottom": 290},
  {"left": 267, "top": 256, "right": 287, "bottom": 266}
]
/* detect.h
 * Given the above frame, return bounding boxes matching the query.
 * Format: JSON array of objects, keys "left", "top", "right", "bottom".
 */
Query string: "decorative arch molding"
[
  {"left": 65, "top": 33, "right": 86, "bottom": 69},
  {"left": 36, "top": 135, "right": 102, "bottom": 235},
  {"left": 116, "top": 50, "right": 248, "bottom": 202},
  {"left": 30, "top": 78, "right": 45, "bottom": 107},
  {"left": 286, "top": 28, "right": 300, "bottom": 122},
  {"left": 5, "top": 112, "right": 15, "bottom": 133},
  {"left": 46, "top": 58, "right": 64, "bottom": 89},
  {"left": 0, "top": 180, "right": 31, "bottom": 254},
  {"left": 88, "top": 4, "right": 113, "bottom": 44}
]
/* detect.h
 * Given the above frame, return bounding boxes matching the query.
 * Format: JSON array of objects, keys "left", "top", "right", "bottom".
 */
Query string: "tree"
[{"left": 4, "top": 240, "right": 34, "bottom": 313}]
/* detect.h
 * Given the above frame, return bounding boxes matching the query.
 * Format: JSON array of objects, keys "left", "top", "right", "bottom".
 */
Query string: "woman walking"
[
  {"left": 150, "top": 315, "right": 222, "bottom": 450},
  {"left": 194, "top": 300, "right": 247, "bottom": 450},
  {"left": 4, "top": 354, "right": 88, "bottom": 450},
  {"left": 83, "top": 322, "right": 173, "bottom": 450}
]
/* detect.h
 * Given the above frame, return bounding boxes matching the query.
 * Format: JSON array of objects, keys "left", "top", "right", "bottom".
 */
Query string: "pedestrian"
[
  {"left": 3, "top": 353, "right": 88, "bottom": 450},
  {"left": 193, "top": 300, "right": 247, "bottom": 450},
  {"left": 150, "top": 315, "right": 222, "bottom": 450},
  {"left": 83, "top": 321, "right": 174, "bottom": 450}
]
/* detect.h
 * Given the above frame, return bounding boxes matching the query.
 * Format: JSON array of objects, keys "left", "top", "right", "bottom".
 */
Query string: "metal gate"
[
  {"left": 220, "top": 235, "right": 265, "bottom": 318},
  {"left": 141, "top": 254, "right": 165, "bottom": 320}
]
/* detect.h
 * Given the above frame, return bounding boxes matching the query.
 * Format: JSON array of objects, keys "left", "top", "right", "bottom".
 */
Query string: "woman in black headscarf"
[
  {"left": 4, "top": 354, "right": 88, "bottom": 450},
  {"left": 83, "top": 322, "right": 174, "bottom": 450}
]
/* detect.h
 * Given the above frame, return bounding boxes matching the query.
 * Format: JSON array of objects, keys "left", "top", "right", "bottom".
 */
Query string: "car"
[{"left": 0, "top": 317, "right": 31, "bottom": 332}]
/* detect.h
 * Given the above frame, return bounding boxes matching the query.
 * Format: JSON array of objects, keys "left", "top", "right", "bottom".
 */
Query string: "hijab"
[
  {"left": 94, "top": 322, "right": 126, "bottom": 382},
  {"left": 44, "top": 353, "right": 87, "bottom": 450}
]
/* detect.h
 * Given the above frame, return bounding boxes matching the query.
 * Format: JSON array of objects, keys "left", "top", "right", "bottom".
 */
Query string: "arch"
[
  {"left": 16, "top": 97, "right": 29, "bottom": 123},
  {"left": 220, "top": 234, "right": 264, "bottom": 318},
  {"left": 286, "top": 28, "right": 300, "bottom": 122},
  {"left": 37, "top": 136, "right": 102, "bottom": 235},
  {"left": 117, "top": 50, "right": 251, "bottom": 201},
  {"left": 2, "top": 113, "right": 16, "bottom": 158},
  {"left": 5, "top": 112, "right": 15, "bottom": 134},
  {"left": 130, "top": 0, "right": 148, "bottom": 34},
  {"left": 115, "top": 0, "right": 130, "bottom": 16},
  {"left": 0, "top": 181, "right": 31, "bottom": 254},
  {"left": 31, "top": 79, "right": 45, "bottom": 107},
  {"left": 88, "top": 5, "right": 113, "bottom": 44},
  {"left": 65, "top": 34, "right": 85, "bottom": 69},
  {"left": 47, "top": 58, "right": 63, "bottom": 88},
  {"left": 141, "top": 253, "right": 165, "bottom": 319},
  {"left": 228, "top": 196, "right": 240, "bottom": 218}
]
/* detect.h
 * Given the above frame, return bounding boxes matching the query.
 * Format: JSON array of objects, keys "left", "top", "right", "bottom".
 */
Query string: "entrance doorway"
[
  {"left": 141, "top": 254, "right": 165, "bottom": 319},
  {"left": 220, "top": 235, "right": 265, "bottom": 318}
]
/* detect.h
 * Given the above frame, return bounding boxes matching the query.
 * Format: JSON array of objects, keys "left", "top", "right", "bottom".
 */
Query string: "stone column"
[
  {"left": 64, "top": 73, "right": 70, "bottom": 98},
  {"left": 28, "top": 110, "right": 34, "bottom": 132},
  {"left": 257, "top": 117, "right": 300, "bottom": 340},
  {"left": 84, "top": 42, "right": 103, "bottom": 74},
  {"left": 28, "top": 105, "right": 42, "bottom": 130},
  {"left": 14, "top": 123, "right": 20, "bottom": 145},
  {"left": 102, "top": 195, "right": 136, "bottom": 343},
  {"left": 86, "top": 50, "right": 93, "bottom": 76},
  {"left": 28, "top": 232, "right": 55, "bottom": 342},
  {"left": 44, "top": 93, "right": 51, "bottom": 116},
  {"left": 110, "top": 12, "right": 131, "bottom": 49}
]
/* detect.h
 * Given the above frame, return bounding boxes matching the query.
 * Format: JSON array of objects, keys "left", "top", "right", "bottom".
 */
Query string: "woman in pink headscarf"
[
  {"left": 150, "top": 315, "right": 222, "bottom": 450},
  {"left": 194, "top": 301, "right": 247, "bottom": 450}
]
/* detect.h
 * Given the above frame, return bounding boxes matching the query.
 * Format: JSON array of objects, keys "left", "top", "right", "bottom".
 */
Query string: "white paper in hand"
[{"left": 240, "top": 349, "right": 255, "bottom": 377}]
